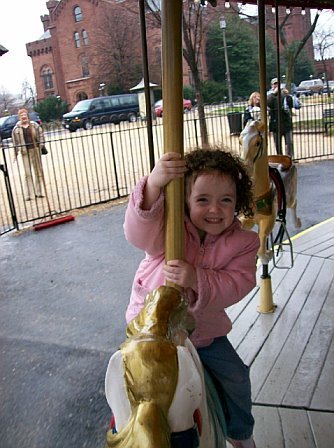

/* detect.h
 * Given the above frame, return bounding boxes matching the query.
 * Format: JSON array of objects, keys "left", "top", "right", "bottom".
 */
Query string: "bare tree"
[
  {"left": 0, "top": 87, "right": 17, "bottom": 115},
  {"left": 93, "top": 6, "right": 143, "bottom": 93},
  {"left": 182, "top": 1, "right": 212, "bottom": 146},
  {"left": 233, "top": 6, "right": 329, "bottom": 91},
  {"left": 142, "top": 0, "right": 222, "bottom": 146},
  {"left": 276, "top": 11, "right": 320, "bottom": 89},
  {"left": 313, "top": 23, "right": 334, "bottom": 94},
  {"left": 21, "top": 80, "right": 36, "bottom": 107}
]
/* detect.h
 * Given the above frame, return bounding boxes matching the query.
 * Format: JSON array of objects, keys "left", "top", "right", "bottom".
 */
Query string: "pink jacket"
[{"left": 124, "top": 177, "right": 260, "bottom": 348}]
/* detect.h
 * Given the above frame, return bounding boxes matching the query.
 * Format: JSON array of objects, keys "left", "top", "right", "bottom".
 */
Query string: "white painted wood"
[
  {"left": 223, "top": 220, "right": 334, "bottom": 447},
  {"left": 310, "top": 276, "right": 334, "bottom": 410},
  {"left": 252, "top": 406, "right": 284, "bottom": 448},
  {"left": 279, "top": 408, "right": 315, "bottom": 448},
  {"left": 252, "top": 256, "right": 324, "bottom": 402},
  {"left": 308, "top": 410, "right": 334, "bottom": 448},
  {"left": 282, "top": 259, "right": 334, "bottom": 408},
  {"left": 237, "top": 254, "right": 310, "bottom": 366}
]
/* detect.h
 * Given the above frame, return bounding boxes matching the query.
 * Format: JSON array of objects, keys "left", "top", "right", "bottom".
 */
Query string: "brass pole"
[
  {"left": 257, "top": 0, "right": 276, "bottom": 314},
  {"left": 161, "top": 0, "right": 184, "bottom": 268}
]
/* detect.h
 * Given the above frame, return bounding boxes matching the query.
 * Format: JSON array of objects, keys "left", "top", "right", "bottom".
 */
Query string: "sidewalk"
[{"left": 0, "top": 159, "right": 333, "bottom": 447}]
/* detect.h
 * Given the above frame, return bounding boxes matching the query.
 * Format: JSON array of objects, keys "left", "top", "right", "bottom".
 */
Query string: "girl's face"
[
  {"left": 187, "top": 171, "right": 237, "bottom": 236},
  {"left": 252, "top": 95, "right": 260, "bottom": 106}
]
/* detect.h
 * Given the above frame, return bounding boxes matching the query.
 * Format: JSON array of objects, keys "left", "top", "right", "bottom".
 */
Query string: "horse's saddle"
[{"left": 268, "top": 155, "right": 292, "bottom": 171}]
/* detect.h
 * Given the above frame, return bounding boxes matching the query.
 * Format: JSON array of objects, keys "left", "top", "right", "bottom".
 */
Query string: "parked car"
[
  {"left": 0, "top": 112, "right": 42, "bottom": 140},
  {"left": 296, "top": 79, "right": 324, "bottom": 96},
  {"left": 62, "top": 93, "right": 139, "bottom": 132},
  {"left": 323, "top": 80, "right": 334, "bottom": 94},
  {"left": 155, "top": 99, "right": 192, "bottom": 118}
]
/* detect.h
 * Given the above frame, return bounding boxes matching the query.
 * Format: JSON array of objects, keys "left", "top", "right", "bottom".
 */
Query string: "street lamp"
[
  {"left": 99, "top": 82, "right": 106, "bottom": 96},
  {"left": 219, "top": 16, "right": 233, "bottom": 105}
]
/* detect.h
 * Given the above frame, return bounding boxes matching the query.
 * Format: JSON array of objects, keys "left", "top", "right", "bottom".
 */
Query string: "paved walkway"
[{"left": 0, "top": 159, "right": 333, "bottom": 447}]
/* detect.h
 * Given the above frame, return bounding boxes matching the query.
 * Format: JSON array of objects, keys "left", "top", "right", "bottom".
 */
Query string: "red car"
[{"left": 154, "top": 99, "right": 192, "bottom": 118}]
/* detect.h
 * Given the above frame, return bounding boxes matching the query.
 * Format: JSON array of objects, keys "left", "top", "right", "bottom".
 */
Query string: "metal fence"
[{"left": 1, "top": 98, "right": 333, "bottom": 235}]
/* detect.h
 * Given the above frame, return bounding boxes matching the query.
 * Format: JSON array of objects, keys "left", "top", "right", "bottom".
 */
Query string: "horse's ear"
[{"left": 254, "top": 120, "right": 265, "bottom": 133}]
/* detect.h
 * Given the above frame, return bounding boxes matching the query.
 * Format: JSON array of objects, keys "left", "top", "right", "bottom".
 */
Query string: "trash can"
[{"left": 227, "top": 112, "right": 242, "bottom": 135}]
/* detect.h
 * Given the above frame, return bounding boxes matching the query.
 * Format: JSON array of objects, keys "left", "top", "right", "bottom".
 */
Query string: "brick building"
[
  {"left": 26, "top": 0, "right": 163, "bottom": 109},
  {"left": 314, "top": 58, "right": 334, "bottom": 81},
  {"left": 264, "top": 6, "right": 314, "bottom": 60},
  {"left": 25, "top": 0, "right": 224, "bottom": 108},
  {"left": 26, "top": 1, "right": 322, "bottom": 109}
]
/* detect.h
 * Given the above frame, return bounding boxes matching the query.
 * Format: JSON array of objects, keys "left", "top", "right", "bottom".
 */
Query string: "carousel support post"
[
  {"left": 161, "top": 0, "right": 184, "bottom": 273},
  {"left": 257, "top": 0, "right": 275, "bottom": 314},
  {"left": 258, "top": 263, "right": 276, "bottom": 313}
]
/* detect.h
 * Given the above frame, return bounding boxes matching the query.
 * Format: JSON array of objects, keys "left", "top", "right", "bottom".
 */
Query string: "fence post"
[
  {"left": 0, "top": 160, "right": 19, "bottom": 231},
  {"left": 109, "top": 131, "right": 120, "bottom": 198}
]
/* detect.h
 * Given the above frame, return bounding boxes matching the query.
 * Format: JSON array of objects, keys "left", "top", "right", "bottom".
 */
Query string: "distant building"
[
  {"left": 26, "top": 1, "right": 322, "bottom": 108},
  {"left": 25, "top": 0, "right": 166, "bottom": 108},
  {"left": 264, "top": 6, "right": 314, "bottom": 60}
]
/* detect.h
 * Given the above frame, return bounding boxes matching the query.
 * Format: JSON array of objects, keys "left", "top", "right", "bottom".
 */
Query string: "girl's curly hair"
[{"left": 184, "top": 148, "right": 254, "bottom": 218}]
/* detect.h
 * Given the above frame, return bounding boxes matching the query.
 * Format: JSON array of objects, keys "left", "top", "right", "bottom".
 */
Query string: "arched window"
[
  {"left": 41, "top": 67, "right": 53, "bottom": 90},
  {"left": 74, "top": 32, "right": 81, "bottom": 48},
  {"left": 82, "top": 29, "right": 89, "bottom": 46},
  {"left": 74, "top": 6, "right": 83, "bottom": 22},
  {"left": 80, "top": 55, "right": 89, "bottom": 77},
  {"left": 76, "top": 91, "right": 88, "bottom": 102}
]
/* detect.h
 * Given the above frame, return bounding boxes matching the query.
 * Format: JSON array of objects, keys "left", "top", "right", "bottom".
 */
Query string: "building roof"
[{"left": 38, "top": 30, "right": 51, "bottom": 40}]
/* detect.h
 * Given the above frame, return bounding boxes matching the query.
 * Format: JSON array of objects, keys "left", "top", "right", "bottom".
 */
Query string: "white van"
[{"left": 297, "top": 79, "right": 324, "bottom": 95}]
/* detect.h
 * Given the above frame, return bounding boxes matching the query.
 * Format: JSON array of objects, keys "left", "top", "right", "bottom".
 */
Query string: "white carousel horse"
[
  {"left": 239, "top": 120, "right": 301, "bottom": 264},
  {"left": 105, "top": 286, "right": 225, "bottom": 448}
]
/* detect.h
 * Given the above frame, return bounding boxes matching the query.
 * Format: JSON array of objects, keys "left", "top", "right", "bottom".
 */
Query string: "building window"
[
  {"left": 74, "top": 6, "right": 83, "bottom": 22},
  {"left": 74, "top": 32, "right": 81, "bottom": 48},
  {"left": 82, "top": 29, "right": 89, "bottom": 46},
  {"left": 81, "top": 56, "right": 90, "bottom": 77},
  {"left": 41, "top": 67, "right": 53, "bottom": 90},
  {"left": 76, "top": 91, "right": 88, "bottom": 102}
]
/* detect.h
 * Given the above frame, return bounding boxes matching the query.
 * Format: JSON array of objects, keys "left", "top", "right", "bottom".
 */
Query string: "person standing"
[
  {"left": 12, "top": 109, "right": 45, "bottom": 201},
  {"left": 267, "top": 78, "right": 294, "bottom": 157},
  {"left": 243, "top": 91, "right": 261, "bottom": 128}
]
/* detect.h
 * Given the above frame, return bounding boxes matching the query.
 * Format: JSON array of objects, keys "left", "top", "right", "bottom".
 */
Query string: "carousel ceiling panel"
[{"left": 207, "top": 0, "right": 334, "bottom": 9}]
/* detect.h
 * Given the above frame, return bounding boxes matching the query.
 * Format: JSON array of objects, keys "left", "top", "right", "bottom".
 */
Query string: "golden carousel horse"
[
  {"left": 105, "top": 286, "right": 226, "bottom": 448},
  {"left": 239, "top": 120, "right": 301, "bottom": 264}
]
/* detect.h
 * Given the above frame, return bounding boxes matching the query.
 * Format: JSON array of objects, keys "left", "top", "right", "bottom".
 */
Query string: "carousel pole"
[
  {"left": 138, "top": 0, "right": 155, "bottom": 171},
  {"left": 161, "top": 0, "right": 184, "bottom": 276},
  {"left": 257, "top": 0, "right": 276, "bottom": 313}
]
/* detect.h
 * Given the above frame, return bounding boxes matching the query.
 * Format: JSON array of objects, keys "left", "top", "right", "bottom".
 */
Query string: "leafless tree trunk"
[{"left": 314, "top": 27, "right": 334, "bottom": 96}]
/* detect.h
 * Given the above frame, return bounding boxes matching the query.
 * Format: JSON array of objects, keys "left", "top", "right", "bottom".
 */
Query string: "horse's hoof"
[
  {"left": 295, "top": 218, "right": 302, "bottom": 229},
  {"left": 258, "top": 250, "right": 273, "bottom": 265}
]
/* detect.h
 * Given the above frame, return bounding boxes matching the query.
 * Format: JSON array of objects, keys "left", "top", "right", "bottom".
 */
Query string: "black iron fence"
[{"left": 1, "top": 98, "right": 333, "bottom": 235}]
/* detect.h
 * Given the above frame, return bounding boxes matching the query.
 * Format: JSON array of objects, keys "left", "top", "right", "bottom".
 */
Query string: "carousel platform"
[{"left": 227, "top": 217, "right": 334, "bottom": 448}]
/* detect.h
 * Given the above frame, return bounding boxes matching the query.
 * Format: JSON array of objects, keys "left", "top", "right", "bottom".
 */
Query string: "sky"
[
  {"left": 0, "top": 0, "right": 49, "bottom": 96},
  {"left": 0, "top": 2, "right": 333, "bottom": 96}
]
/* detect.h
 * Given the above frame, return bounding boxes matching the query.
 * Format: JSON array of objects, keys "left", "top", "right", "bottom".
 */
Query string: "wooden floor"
[{"left": 227, "top": 217, "right": 334, "bottom": 448}]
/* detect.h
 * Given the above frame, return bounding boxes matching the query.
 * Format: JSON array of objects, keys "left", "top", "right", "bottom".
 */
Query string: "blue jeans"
[{"left": 197, "top": 336, "right": 254, "bottom": 441}]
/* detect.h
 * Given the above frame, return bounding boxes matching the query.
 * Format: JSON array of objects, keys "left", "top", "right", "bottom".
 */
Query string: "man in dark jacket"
[{"left": 267, "top": 78, "right": 294, "bottom": 157}]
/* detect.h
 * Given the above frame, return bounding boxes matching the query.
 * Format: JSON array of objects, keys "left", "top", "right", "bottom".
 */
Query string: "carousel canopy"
[{"left": 207, "top": 0, "right": 334, "bottom": 9}]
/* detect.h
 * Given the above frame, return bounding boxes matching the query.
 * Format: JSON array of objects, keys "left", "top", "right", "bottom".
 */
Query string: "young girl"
[{"left": 124, "top": 149, "right": 259, "bottom": 448}]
